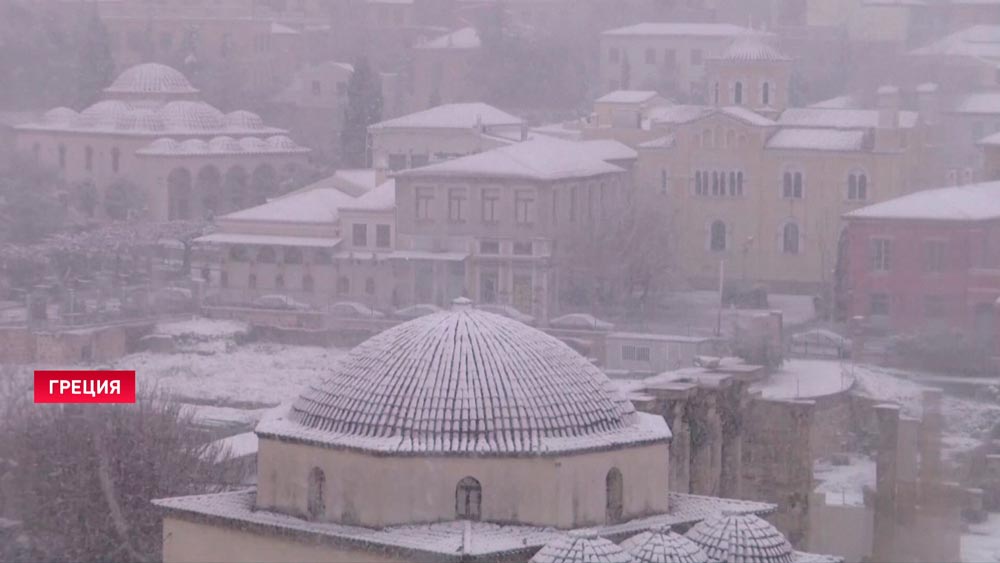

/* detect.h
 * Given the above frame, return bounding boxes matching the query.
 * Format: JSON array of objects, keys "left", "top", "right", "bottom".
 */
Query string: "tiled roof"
[
  {"left": 621, "top": 525, "right": 709, "bottom": 563},
  {"left": 776, "top": 108, "right": 919, "bottom": 129},
  {"left": 259, "top": 308, "right": 670, "bottom": 455},
  {"left": 530, "top": 532, "right": 633, "bottom": 563},
  {"left": 370, "top": 102, "right": 522, "bottom": 130},
  {"left": 716, "top": 36, "right": 790, "bottom": 62},
  {"left": 602, "top": 23, "right": 768, "bottom": 38},
  {"left": 684, "top": 512, "right": 793, "bottom": 563},
  {"left": 104, "top": 63, "right": 198, "bottom": 95},
  {"left": 152, "top": 489, "right": 777, "bottom": 561},
  {"left": 765, "top": 128, "right": 868, "bottom": 152},
  {"left": 597, "top": 90, "right": 661, "bottom": 104},
  {"left": 416, "top": 27, "right": 481, "bottom": 49},
  {"left": 843, "top": 181, "right": 1000, "bottom": 221}
]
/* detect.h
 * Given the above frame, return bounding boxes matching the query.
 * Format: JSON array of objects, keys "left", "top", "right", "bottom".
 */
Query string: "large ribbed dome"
[
  {"left": 529, "top": 531, "right": 634, "bottom": 563},
  {"left": 622, "top": 525, "right": 709, "bottom": 563},
  {"left": 260, "top": 306, "right": 665, "bottom": 455},
  {"left": 105, "top": 63, "right": 198, "bottom": 95},
  {"left": 685, "top": 512, "right": 793, "bottom": 563},
  {"left": 719, "top": 35, "right": 790, "bottom": 63}
]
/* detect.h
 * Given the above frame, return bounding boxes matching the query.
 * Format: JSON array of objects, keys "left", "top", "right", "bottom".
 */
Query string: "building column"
[
  {"left": 873, "top": 403, "right": 900, "bottom": 563},
  {"left": 720, "top": 380, "right": 746, "bottom": 498}
]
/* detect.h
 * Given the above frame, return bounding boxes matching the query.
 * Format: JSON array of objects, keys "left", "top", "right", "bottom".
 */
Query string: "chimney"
[
  {"left": 519, "top": 121, "right": 528, "bottom": 141},
  {"left": 877, "top": 85, "right": 900, "bottom": 130},
  {"left": 916, "top": 82, "right": 939, "bottom": 125}
]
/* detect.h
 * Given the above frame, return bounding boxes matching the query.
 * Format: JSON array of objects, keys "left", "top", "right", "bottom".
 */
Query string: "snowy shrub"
[{"left": 888, "top": 328, "right": 993, "bottom": 376}]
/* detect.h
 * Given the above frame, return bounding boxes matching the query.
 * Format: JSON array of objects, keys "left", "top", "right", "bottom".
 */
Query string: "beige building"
[
  {"left": 14, "top": 63, "right": 310, "bottom": 222},
  {"left": 599, "top": 23, "right": 768, "bottom": 101},
  {"left": 154, "top": 305, "right": 838, "bottom": 563},
  {"left": 408, "top": 28, "right": 482, "bottom": 112}
]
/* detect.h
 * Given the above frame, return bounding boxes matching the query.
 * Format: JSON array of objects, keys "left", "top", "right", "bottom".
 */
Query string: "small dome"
[
  {"left": 238, "top": 137, "right": 270, "bottom": 152},
  {"left": 74, "top": 100, "right": 133, "bottom": 128},
  {"left": 145, "top": 137, "right": 182, "bottom": 154},
  {"left": 115, "top": 108, "right": 166, "bottom": 132},
  {"left": 226, "top": 110, "right": 265, "bottom": 130},
  {"left": 621, "top": 525, "right": 709, "bottom": 563},
  {"left": 208, "top": 136, "right": 243, "bottom": 153},
  {"left": 159, "top": 101, "right": 225, "bottom": 131},
  {"left": 42, "top": 107, "right": 78, "bottom": 126},
  {"left": 105, "top": 63, "right": 198, "bottom": 95},
  {"left": 273, "top": 308, "right": 650, "bottom": 455},
  {"left": 720, "top": 35, "right": 789, "bottom": 62},
  {"left": 266, "top": 135, "right": 299, "bottom": 151},
  {"left": 685, "top": 513, "right": 793, "bottom": 563},
  {"left": 179, "top": 139, "right": 209, "bottom": 154},
  {"left": 529, "top": 531, "right": 633, "bottom": 563}
]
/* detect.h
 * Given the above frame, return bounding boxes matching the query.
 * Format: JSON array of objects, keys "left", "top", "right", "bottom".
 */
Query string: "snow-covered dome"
[
  {"left": 266, "top": 135, "right": 299, "bottom": 151},
  {"left": 276, "top": 307, "right": 647, "bottom": 455},
  {"left": 719, "top": 35, "right": 790, "bottom": 63},
  {"left": 225, "top": 110, "right": 265, "bottom": 130},
  {"left": 179, "top": 138, "right": 209, "bottom": 154},
  {"left": 685, "top": 512, "right": 793, "bottom": 563},
  {"left": 74, "top": 100, "right": 134, "bottom": 128},
  {"left": 208, "top": 136, "right": 243, "bottom": 153},
  {"left": 529, "top": 531, "right": 633, "bottom": 563},
  {"left": 42, "top": 107, "right": 78, "bottom": 126},
  {"left": 238, "top": 137, "right": 270, "bottom": 152},
  {"left": 105, "top": 63, "right": 198, "bottom": 95},
  {"left": 115, "top": 108, "right": 166, "bottom": 132},
  {"left": 159, "top": 101, "right": 226, "bottom": 131},
  {"left": 144, "top": 138, "right": 183, "bottom": 154},
  {"left": 621, "top": 525, "right": 709, "bottom": 563}
]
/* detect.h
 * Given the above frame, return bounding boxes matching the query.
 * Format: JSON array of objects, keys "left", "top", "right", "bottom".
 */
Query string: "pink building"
[{"left": 842, "top": 181, "right": 1000, "bottom": 344}]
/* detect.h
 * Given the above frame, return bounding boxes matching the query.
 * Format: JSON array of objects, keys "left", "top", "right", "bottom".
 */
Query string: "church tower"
[{"left": 706, "top": 34, "right": 792, "bottom": 117}]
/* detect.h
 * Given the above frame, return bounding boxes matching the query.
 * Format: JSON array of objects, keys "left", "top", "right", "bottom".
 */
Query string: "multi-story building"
[
  {"left": 582, "top": 36, "right": 934, "bottom": 291},
  {"left": 14, "top": 63, "right": 310, "bottom": 222},
  {"left": 407, "top": 28, "right": 482, "bottom": 113},
  {"left": 841, "top": 180, "right": 1000, "bottom": 345},
  {"left": 598, "top": 23, "right": 767, "bottom": 100}
]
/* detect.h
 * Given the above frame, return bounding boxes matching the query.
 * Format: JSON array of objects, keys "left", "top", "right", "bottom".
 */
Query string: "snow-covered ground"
[
  {"left": 964, "top": 512, "right": 1000, "bottom": 563},
  {"left": 751, "top": 358, "right": 855, "bottom": 400},
  {"left": 643, "top": 290, "right": 817, "bottom": 335},
  {"left": 813, "top": 454, "right": 875, "bottom": 507}
]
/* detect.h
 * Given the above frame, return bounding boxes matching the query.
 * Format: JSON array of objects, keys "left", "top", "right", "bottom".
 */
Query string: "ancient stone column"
[
  {"left": 720, "top": 380, "right": 746, "bottom": 498},
  {"left": 873, "top": 403, "right": 900, "bottom": 563},
  {"left": 919, "top": 389, "right": 944, "bottom": 487}
]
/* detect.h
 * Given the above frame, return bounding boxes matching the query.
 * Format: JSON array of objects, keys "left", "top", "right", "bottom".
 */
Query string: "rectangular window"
[
  {"left": 448, "top": 188, "right": 466, "bottom": 222},
  {"left": 352, "top": 224, "right": 367, "bottom": 247},
  {"left": 365, "top": 277, "right": 376, "bottom": 295},
  {"left": 923, "top": 240, "right": 947, "bottom": 272},
  {"left": 416, "top": 187, "right": 434, "bottom": 221},
  {"left": 513, "top": 241, "right": 532, "bottom": 256},
  {"left": 388, "top": 153, "right": 407, "bottom": 171},
  {"left": 690, "top": 49, "right": 703, "bottom": 65},
  {"left": 870, "top": 293, "right": 889, "bottom": 316},
  {"left": 515, "top": 190, "right": 535, "bottom": 225},
  {"left": 622, "top": 344, "right": 651, "bottom": 362},
  {"left": 924, "top": 295, "right": 946, "bottom": 318},
  {"left": 480, "top": 240, "right": 500, "bottom": 254},
  {"left": 482, "top": 188, "right": 500, "bottom": 224},
  {"left": 664, "top": 49, "right": 676, "bottom": 66},
  {"left": 480, "top": 270, "right": 499, "bottom": 303},
  {"left": 870, "top": 238, "right": 891, "bottom": 271},
  {"left": 376, "top": 224, "right": 391, "bottom": 248}
]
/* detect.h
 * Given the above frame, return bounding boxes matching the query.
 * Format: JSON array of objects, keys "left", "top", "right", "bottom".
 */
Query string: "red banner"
[{"left": 34, "top": 371, "right": 136, "bottom": 403}]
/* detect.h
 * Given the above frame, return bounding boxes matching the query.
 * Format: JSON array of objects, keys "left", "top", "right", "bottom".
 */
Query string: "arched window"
[
  {"left": 84, "top": 146, "right": 94, "bottom": 172},
  {"left": 712, "top": 171, "right": 719, "bottom": 196},
  {"left": 660, "top": 169, "right": 668, "bottom": 195},
  {"left": 248, "top": 273, "right": 257, "bottom": 289},
  {"left": 720, "top": 171, "right": 727, "bottom": 194},
  {"left": 695, "top": 171, "right": 703, "bottom": 195},
  {"left": 606, "top": 468, "right": 623, "bottom": 523},
  {"left": 710, "top": 220, "right": 727, "bottom": 252},
  {"left": 307, "top": 467, "right": 325, "bottom": 520},
  {"left": 275, "top": 274, "right": 285, "bottom": 289},
  {"left": 783, "top": 169, "right": 803, "bottom": 199},
  {"left": 111, "top": 147, "right": 120, "bottom": 173},
  {"left": 734, "top": 81, "right": 743, "bottom": 105},
  {"left": 782, "top": 222, "right": 800, "bottom": 254},
  {"left": 456, "top": 477, "right": 482, "bottom": 520},
  {"left": 762, "top": 82, "right": 771, "bottom": 106},
  {"left": 737, "top": 171, "right": 744, "bottom": 196},
  {"left": 303, "top": 274, "right": 315, "bottom": 293},
  {"left": 714, "top": 82, "right": 720, "bottom": 105},
  {"left": 702, "top": 128, "right": 713, "bottom": 148},
  {"left": 848, "top": 171, "right": 868, "bottom": 201},
  {"left": 58, "top": 145, "right": 67, "bottom": 170}
]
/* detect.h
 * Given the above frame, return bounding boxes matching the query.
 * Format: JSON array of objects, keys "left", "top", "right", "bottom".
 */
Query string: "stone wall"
[{"left": 0, "top": 322, "right": 153, "bottom": 364}]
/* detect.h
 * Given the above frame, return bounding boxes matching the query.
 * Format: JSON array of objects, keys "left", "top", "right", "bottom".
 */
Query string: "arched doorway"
[
  {"left": 455, "top": 476, "right": 482, "bottom": 520},
  {"left": 167, "top": 167, "right": 193, "bottom": 220},
  {"left": 606, "top": 467, "right": 623, "bottom": 523},
  {"left": 224, "top": 165, "right": 248, "bottom": 212},
  {"left": 250, "top": 163, "right": 277, "bottom": 205}
]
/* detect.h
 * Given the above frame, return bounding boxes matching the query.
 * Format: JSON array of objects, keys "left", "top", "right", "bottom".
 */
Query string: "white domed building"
[
  {"left": 15, "top": 63, "right": 310, "bottom": 221},
  {"left": 154, "top": 304, "right": 840, "bottom": 563}
]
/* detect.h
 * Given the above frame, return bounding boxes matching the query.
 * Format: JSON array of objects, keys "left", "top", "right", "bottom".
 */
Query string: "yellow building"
[{"left": 154, "top": 304, "right": 838, "bottom": 562}]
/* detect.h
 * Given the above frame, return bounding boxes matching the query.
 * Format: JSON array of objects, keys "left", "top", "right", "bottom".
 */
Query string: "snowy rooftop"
[
  {"left": 953, "top": 91, "right": 1000, "bottom": 115},
  {"left": 416, "top": 27, "right": 481, "bottom": 49},
  {"left": 194, "top": 232, "right": 343, "bottom": 248},
  {"left": 330, "top": 168, "right": 378, "bottom": 196},
  {"left": 531, "top": 532, "right": 632, "bottom": 563},
  {"left": 685, "top": 512, "right": 798, "bottom": 563},
  {"left": 579, "top": 139, "right": 639, "bottom": 161},
  {"left": 844, "top": 181, "right": 1000, "bottom": 221},
  {"left": 370, "top": 102, "right": 523, "bottom": 130},
  {"left": 777, "top": 107, "right": 919, "bottom": 129},
  {"left": 714, "top": 35, "right": 790, "bottom": 62},
  {"left": 259, "top": 308, "right": 669, "bottom": 455},
  {"left": 765, "top": 128, "right": 869, "bottom": 152},
  {"left": 395, "top": 137, "right": 625, "bottom": 181},
  {"left": 646, "top": 105, "right": 775, "bottom": 127},
  {"left": 597, "top": 90, "right": 661, "bottom": 104},
  {"left": 909, "top": 25, "right": 1000, "bottom": 59},
  {"left": 153, "top": 489, "right": 776, "bottom": 561},
  {"left": 135, "top": 135, "right": 309, "bottom": 156},
  {"left": 219, "top": 187, "right": 359, "bottom": 224},
  {"left": 620, "top": 525, "right": 709, "bottom": 563},
  {"left": 808, "top": 95, "right": 861, "bottom": 110},
  {"left": 602, "top": 23, "right": 768, "bottom": 38},
  {"left": 343, "top": 178, "right": 395, "bottom": 212}
]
